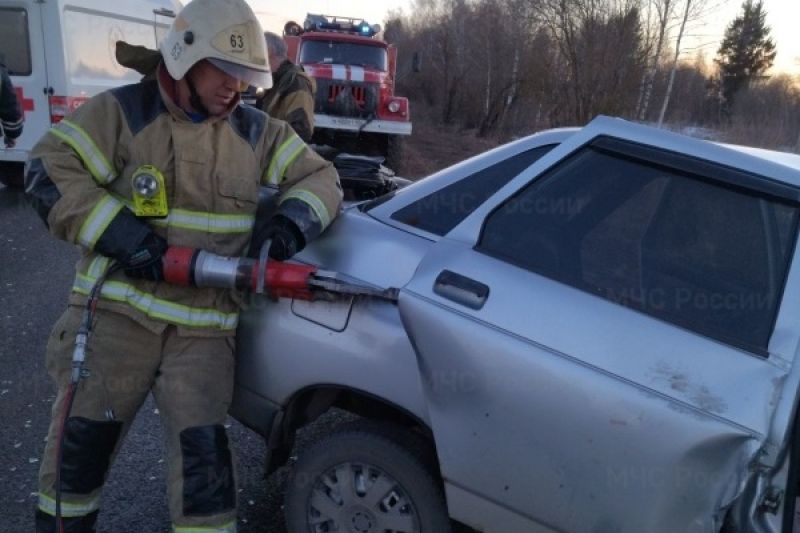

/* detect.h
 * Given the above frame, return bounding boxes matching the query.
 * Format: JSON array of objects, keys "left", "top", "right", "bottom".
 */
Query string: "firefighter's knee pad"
[
  {"left": 180, "top": 425, "right": 235, "bottom": 515},
  {"left": 61, "top": 417, "right": 122, "bottom": 493}
]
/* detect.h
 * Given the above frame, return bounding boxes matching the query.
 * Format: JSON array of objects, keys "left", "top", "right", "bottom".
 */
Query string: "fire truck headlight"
[{"left": 388, "top": 101, "right": 401, "bottom": 113}]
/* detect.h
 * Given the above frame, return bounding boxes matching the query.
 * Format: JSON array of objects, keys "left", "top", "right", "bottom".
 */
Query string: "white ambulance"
[{"left": 0, "top": 0, "right": 180, "bottom": 187}]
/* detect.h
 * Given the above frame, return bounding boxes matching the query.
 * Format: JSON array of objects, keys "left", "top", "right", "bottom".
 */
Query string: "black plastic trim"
[{"left": 591, "top": 136, "right": 800, "bottom": 202}]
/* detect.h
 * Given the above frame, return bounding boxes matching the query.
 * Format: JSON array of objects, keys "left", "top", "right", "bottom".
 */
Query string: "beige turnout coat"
[
  {"left": 259, "top": 60, "right": 316, "bottom": 142},
  {"left": 27, "top": 65, "right": 341, "bottom": 336}
]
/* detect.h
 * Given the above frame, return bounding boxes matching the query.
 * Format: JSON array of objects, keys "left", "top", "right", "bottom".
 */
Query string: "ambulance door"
[{"left": 0, "top": 2, "right": 50, "bottom": 161}]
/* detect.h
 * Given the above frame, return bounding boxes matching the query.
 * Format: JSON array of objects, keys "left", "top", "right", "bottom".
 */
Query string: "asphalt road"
[{"left": 0, "top": 183, "right": 334, "bottom": 532}]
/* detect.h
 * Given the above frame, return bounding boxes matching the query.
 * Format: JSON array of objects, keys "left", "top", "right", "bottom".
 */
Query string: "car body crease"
[{"left": 401, "top": 288, "right": 766, "bottom": 440}]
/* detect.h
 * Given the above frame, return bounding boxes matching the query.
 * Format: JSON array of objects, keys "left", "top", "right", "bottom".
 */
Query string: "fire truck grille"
[{"left": 315, "top": 80, "right": 378, "bottom": 118}]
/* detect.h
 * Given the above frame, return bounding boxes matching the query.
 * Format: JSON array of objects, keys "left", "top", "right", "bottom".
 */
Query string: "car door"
[{"left": 399, "top": 118, "right": 800, "bottom": 532}]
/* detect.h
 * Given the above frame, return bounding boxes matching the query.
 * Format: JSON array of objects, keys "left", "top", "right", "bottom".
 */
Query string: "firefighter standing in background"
[
  {"left": 24, "top": 0, "right": 341, "bottom": 531},
  {"left": 0, "top": 62, "right": 24, "bottom": 148},
  {"left": 257, "top": 31, "right": 316, "bottom": 143}
]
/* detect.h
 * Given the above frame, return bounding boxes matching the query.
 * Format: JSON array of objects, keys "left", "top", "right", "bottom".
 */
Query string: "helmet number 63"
[{"left": 230, "top": 33, "right": 245, "bottom": 50}]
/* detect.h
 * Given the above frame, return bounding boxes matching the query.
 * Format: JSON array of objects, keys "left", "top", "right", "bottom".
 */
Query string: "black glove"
[
  {"left": 94, "top": 208, "right": 168, "bottom": 281},
  {"left": 252, "top": 215, "right": 305, "bottom": 261},
  {"left": 121, "top": 231, "right": 168, "bottom": 280}
]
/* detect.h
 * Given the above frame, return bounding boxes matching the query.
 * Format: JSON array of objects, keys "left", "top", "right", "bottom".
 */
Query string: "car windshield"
[{"left": 300, "top": 40, "right": 387, "bottom": 71}]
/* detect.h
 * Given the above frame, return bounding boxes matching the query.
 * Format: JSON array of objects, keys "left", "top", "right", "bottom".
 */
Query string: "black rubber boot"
[{"left": 35, "top": 508, "right": 98, "bottom": 533}]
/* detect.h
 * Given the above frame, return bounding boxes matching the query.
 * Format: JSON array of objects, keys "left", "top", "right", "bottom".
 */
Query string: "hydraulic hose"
[
  {"left": 51, "top": 244, "right": 388, "bottom": 530},
  {"left": 54, "top": 261, "right": 120, "bottom": 533}
]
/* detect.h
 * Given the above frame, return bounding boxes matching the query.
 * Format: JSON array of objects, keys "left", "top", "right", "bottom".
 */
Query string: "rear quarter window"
[{"left": 390, "top": 145, "right": 556, "bottom": 236}]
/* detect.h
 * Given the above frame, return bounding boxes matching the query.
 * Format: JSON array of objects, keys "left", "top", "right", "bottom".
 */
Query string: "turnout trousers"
[{"left": 35, "top": 306, "right": 238, "bottom": 532}]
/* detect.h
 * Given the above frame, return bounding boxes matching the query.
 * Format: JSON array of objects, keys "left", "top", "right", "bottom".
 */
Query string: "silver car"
[{"left": 231, "top": 116, "right": 800, "bottom": 533}]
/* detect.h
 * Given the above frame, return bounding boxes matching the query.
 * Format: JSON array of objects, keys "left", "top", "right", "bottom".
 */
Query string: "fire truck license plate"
[{"left": 327, "top": 117, "right": 364, "bottom": 129}]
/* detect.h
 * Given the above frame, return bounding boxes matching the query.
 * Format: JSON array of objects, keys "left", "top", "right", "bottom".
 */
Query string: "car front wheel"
[{"left": 285, "top": 421, "right": 451, "bottom": 533}]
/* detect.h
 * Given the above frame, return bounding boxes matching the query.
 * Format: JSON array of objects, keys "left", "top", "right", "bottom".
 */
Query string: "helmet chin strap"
[{"left": 184, "top": 69, "right": 209, "bottom": 116}]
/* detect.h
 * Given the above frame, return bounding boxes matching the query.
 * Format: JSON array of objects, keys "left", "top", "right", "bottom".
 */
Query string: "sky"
[
  {"left": 688, "top": 0, "right": 800, "bottom": 76},
  {"left": 246, "top": 0, "right": 800, "bottom": 77}
]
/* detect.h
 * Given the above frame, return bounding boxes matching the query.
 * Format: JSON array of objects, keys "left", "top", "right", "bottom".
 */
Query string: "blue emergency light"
[
  {"left": 304, "top": 14, "right": 379, "bottom": 37},
  {"left": 357, "top": 21, "right": 372, "bottom": 35}
]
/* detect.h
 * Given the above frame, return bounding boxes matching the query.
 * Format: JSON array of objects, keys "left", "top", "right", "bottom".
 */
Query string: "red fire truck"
[{"left": 284, "top": 14, "right": 412, "bottom": 170}]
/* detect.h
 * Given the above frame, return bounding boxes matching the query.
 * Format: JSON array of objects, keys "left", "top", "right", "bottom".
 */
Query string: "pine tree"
[{"left": 714, "top": 0, "right": 776, "bottom": 113}]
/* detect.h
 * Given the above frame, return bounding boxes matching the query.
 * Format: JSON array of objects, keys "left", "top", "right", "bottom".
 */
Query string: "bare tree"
[
  {"left": 475, "top": 0, "right": 532, "bottom": 135},
  {"left": 394, "top": 0, "right": 796, "bottom": 154},
  {"left": 657, "top": 0, "right": 691, "bottom": 125},
  {"left": 657, "top": 0, "right": 715, "bottom": 126},
  {"left": 534, "top": 0, "right": 645, "bottom": 123},
  {"left": 636, "top": 0, "right": 675, "bottom": 120},
  {"left": 405, "top": 0, "right": 472, "bottom": 123}
]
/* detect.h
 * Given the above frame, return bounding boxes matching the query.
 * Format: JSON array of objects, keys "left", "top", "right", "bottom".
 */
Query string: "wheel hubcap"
[
  {"left": 349, "top": 507, "right": 374, "bottom": 532},
  {"left": 306, "top": 462, "right": 419, "bottom": 533}
]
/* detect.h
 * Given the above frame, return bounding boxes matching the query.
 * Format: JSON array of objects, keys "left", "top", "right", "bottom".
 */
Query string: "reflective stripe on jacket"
[{"left": 29, "top": 64, "right": 341, "bottom": 335}]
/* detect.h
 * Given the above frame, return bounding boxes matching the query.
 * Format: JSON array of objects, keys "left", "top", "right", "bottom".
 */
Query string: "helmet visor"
[{"left": 208, "top": 58, "right": 273, "bottom": 89}]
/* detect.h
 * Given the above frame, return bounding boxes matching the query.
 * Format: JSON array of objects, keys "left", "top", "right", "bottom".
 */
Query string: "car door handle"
[{"left": 433, "top": 270, "right": 489, "bottom": 310}]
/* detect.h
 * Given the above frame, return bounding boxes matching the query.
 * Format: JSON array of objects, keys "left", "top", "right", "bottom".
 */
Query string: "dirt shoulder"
[{"left": 398, "top": 104, "right": 499, "bottom": 180}]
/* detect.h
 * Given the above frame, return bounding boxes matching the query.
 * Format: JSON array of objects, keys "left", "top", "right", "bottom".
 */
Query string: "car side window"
[
  {"left": 477, "top": 144, "right": 799, "bottom": 354},
  {"left": 390, "top": 145, "right": 556, "bottom": 236}
]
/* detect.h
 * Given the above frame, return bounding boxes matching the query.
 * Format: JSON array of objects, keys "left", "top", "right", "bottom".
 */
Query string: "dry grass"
[
  {"left": 718, "top": 123, "right": 800, "bottom": 153},
  {"left": 397, "top": 104, "right": 800, "bottom": 183},
  {"left": 398, "top": 103, "right": 499, "bottom": 180}
]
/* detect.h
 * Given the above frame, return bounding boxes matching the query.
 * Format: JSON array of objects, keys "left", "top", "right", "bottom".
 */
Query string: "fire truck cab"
[
  {"left": 284, "top": 14, "right": 412, "bottom": 170},
  {"left": 0, "top": 0, "right": 179, "bottom": 187}
]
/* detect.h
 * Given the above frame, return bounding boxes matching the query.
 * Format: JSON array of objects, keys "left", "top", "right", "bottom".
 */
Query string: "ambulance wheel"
[{"left": 0, "top": 162, "right": 23, "bottom": 188}]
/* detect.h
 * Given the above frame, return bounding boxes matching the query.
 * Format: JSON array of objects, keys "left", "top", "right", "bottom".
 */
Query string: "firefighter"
[
  {"left": 257, "top": 31, "right": 316, "bottom": 143},
  {"left": 0, "top": 62, "right": 24, "bottom": 148},
  {"left": 24, "top": 0, "right": 341, "bottom": 530}
]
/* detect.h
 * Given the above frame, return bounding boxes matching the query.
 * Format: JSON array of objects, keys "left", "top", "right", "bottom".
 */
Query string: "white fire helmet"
[{"left": 160, "top": 0, "right": 273, "bottom": 88}]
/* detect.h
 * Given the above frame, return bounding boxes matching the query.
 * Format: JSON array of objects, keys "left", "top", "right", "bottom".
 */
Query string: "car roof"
[
  {"left": 367, "top": 117, "right": 800, "bottom": 239},
  {"left": 719, "top": 143, "right": 800, "bottom": 173},
  {"left": 581, "top": 117, "right": 800, "bottom": 188}
]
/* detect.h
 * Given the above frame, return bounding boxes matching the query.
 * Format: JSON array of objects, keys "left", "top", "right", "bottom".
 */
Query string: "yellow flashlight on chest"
[{"left": 131, "top": 165, "right": 168, "bottom": 217}]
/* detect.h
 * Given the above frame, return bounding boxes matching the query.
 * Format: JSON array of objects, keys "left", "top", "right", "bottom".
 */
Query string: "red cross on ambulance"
[{"left": 14, "top": 87, "right": 35, "bottom": 114}]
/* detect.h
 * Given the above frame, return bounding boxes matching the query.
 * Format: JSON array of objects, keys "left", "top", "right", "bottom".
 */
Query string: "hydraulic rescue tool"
[
  {"left": 54, "top": 246, "right": 397, "bottom": 531},
  {"left": 161, "top": 245, "right": 399, "bottom": 301}
]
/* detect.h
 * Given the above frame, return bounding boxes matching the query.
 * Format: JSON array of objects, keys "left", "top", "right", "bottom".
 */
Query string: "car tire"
[{"left": 285, "top": 420, "right": 451, "bottom": 533}]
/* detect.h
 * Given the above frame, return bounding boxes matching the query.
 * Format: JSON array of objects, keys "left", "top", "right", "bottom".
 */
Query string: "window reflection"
[{"left": 64, "top": 9, "right": 163, "bottom": 84}]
